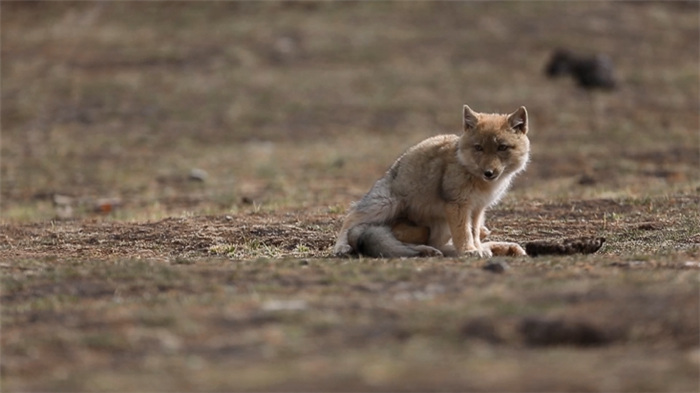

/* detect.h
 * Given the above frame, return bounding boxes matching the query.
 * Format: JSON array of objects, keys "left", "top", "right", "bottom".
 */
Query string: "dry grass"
[
  {"left": 1, "top": 2, "right": 699, "bottom": 392},
  {"left": 2, "top": 2, "right": 698, "bottom": 221}
]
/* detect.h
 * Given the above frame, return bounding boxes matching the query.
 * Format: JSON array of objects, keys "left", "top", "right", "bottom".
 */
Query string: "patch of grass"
[{"left": 209, "top": 239, "right": 286, "bottom": 259}]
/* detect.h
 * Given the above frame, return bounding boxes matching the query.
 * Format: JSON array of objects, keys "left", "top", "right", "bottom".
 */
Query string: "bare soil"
[{"left": 1, "top": 196, "right": 698, "bottom": 262}]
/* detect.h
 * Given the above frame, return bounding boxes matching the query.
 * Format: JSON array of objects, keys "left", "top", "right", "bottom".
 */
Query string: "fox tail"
[{"left": 347, "top": 224, "right": 441, "bottom": 258}]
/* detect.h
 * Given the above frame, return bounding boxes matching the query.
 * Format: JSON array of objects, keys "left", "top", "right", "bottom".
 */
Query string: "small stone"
[
  {"left": 262, "top": 300, "right": 307, "bottom": 312},
  {"left": 52, "top": 194, "right": 74, "bottom": 206},
  {"left": 578, "top": 174, "right": 596, "bottom": 186},
  {"left": 188, "top": 168, "right": 208, "bottom": 182},
  {"left": 483, "top": 259, "right": 510, "bottom": 274}
]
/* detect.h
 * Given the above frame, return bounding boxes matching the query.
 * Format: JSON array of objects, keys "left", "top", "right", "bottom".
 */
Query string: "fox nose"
[{"left": 484, "top": 170, "right": 497, "bottom": 180}]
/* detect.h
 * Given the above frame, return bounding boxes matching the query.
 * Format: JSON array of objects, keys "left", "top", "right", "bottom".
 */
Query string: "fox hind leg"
[
  {"left": 391, "top": 219, "right": 442, "bottom": 257},
  {"left": 334, "top": 211, "right": 367, "bottom": 256},
  {"left": 391, "top": 218, "right": 430, "bottom": 245},
  {"left": 334, "top": 180, "right": 402, "bottom": 257},
  {"left": 413, "top": 245, "right": 443, "bottom": 257},
  {"left": 349, "top": 224, "right": 442, "bottom": 258}
]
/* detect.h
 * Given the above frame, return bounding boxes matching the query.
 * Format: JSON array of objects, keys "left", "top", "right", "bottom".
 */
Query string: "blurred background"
[{"left": 2, "top": 1, "right": 698, "bottom": 221}]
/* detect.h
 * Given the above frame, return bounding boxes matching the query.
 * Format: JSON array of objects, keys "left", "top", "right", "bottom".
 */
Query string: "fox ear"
[
  {"left": 463, "top": 105, "right": 479, "bottom": 131},
  {"left": 507, "top": 106, "right": 528, "bottom": 134}
]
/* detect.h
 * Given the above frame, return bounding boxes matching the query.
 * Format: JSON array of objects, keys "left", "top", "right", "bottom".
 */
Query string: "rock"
[
  {"left": 189, "top": 168, "right": 208, "bottom": 182},
  {"left": 483, "top": 259, "right": 510, "bottom": 273},
  {"left": 578, "top": 173, "right": 597, "bottom": 186},
  {"left": 545, "top": 48, "right": 617, "bottom": 90},
  {"left": 519, "top": 317, "right": 615, "bottom": 347}
]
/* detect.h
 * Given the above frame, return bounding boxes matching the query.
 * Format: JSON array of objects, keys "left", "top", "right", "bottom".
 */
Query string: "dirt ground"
[{"left": 2, "top": 2, "right": 699, "bottom": 392}]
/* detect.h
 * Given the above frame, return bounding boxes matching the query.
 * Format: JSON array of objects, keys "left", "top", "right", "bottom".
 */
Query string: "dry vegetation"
[{"left": 1, "top": 2, "right": 699, "bottom": 392}]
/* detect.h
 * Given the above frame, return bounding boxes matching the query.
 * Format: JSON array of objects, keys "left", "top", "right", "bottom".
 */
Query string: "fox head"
[{"left": 457, "top": 105, "right": 530, "bottom": 182}]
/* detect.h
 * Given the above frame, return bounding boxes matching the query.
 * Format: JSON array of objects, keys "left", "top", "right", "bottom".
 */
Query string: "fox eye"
[
  {"left": 474, "top": 145, "right": 483, "bottom": 152},
  {"left": 497, "top": 144, "right": 510, "bottom": 152}
]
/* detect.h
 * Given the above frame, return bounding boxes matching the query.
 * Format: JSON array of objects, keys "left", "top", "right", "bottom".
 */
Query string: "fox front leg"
[
  {"left": 471, "top": 209, "right": 493, "bottom": 257},
  {"left": 471, "top": 209, "right": 486, "bottom": 250},
  {"left": 445, "top": 203, "right": 490, "bottom": 257}
]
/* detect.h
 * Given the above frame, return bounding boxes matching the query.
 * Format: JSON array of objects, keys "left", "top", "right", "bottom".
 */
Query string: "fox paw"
[
  {"left": 484, "top": 242, "right": 527, "bottom": 257},
  {"left": 480, "top": 226, "right": 491, "bottom": 241},
  {"left": 333, "top": 244, "right": 354, "bottom": 258},
  {"left": 413, "top": 245, "right": 444, "bottom": 257},
  {"left": 463, "top": 247, "right": 493, "bottom": 258}
]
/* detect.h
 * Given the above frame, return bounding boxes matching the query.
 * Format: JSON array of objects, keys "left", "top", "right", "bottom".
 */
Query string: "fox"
[{"left": 334, "top": 105, "right": 530, "bottom": 258}]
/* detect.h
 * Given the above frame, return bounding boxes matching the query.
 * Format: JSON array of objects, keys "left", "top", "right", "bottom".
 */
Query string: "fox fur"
[{"left": 334, "top": 105, "right": 530, "bottom": 258}]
